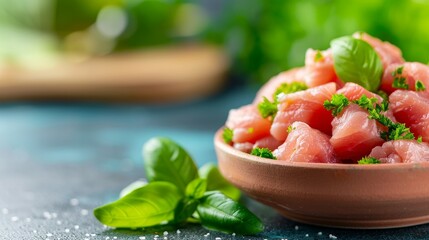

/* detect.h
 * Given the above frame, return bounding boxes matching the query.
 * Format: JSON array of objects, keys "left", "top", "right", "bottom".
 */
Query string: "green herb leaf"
[
  {"left": 222, "top": 128, "right": 234, "bottom": 144},
  {"left": 331, "top": 36, "right": 383, "bottom": 91},
  {"left": 392, "top": 77, "right": 409, "bottom": 90},
  {"left": 94, "top": 182, "right": 181, "bottom": 228},
  {"left": 418, "top": 136, "right": 423, "bottom": 143},
  {"left": 185, "top": 178, "right": 207, "bottom": 200},
  {"left": 287, "top": 125, "right": 295, "bottom": 133},
  {"left": 197, "top": 191, "right": 264, "bottom": 235},
  {"left": 257, "top": 97, "right": 278, "bottom": 119},
  {"left": 392, "top": 66, "right": 404, "bottom": 76},
  {"left": 314, "top": 50, "right": 324, "bottom": 62},
  {"left": 250, "top": 147, "right": 276, "bottom": 160},
  {"left": 323, "top": 94, "right": 350, "bottom": 116},
  {"left": 174, "top": 197, "right": 199, "bottom": 224},
  {"left": 273, "top": 82, "right": 308, "bottom": 100},
  {"left": 143, "top": 137, "right": 198, "bottom": 193},
  {"left": 376, "top": 90, "right": 389, "bottom": 102},
  {"left": 119, "top": 180, "right": 148, "bottom": 198},
  {"left": 358, "top": 157, "right": 381, "bottom": 164},
  {"left": 199, "top": 163, "right": 241, "bottom": 201},
  {"left": 353, "top": 95, "right": 378, "bottom": 110},
  {"left": 416, "top": 80, "right": 426, "bottom": 91},
  {"left": 354, "top": 100, "right": 416, "bottom": 141}
]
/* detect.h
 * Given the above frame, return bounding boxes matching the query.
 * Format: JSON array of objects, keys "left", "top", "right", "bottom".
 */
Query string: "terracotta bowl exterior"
[{"left": 214, "top": 129, "right": 429, "bottom": 229}]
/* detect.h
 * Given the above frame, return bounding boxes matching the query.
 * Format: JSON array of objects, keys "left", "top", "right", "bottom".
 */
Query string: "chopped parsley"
[
  {"left": 376, "top": 90, "right": 388, "bottom": 101},
  {"left": 250, "top": 148, "right": 276, "bottom": 160},
  {"left": 287, "top": 125, "right": 296, "bottom": 133},
  {"left": 353, "top": 96, "right": 416, "bottom": 141},
  {"left": 418, "top": 136, "right": 423, "bottom": 143},
  {"left": 222, "top": 128, "right": 233, "bottom": 144},
  {"left": 258, "top": 82, "right": 307, "bottom": 120},
  {"left": 391, "top": 66, "right": 404, "bottom": 76},
  {"left": 379, "top": 123, "right": 414, "bottom": 141},
  {"left": 325, "top": 94, "right": 416, "bottom": 141},
  {"left": 415, "top": 80, "right": 426, "bottom": 91},
  {"left": 323, "top": 94, "right": 350, "bottom": 116},
  {"left": 358, "top": 157, "right": 381, "bottom": 164},
  {"left": 391, "top": 66, "right": 409, "bottom": 90},
  {"left": 257, "top": 97, "right": 278, "bottom": 119},
  {"left": 392, "top": 77, "right": 409, "bottom": 90},
  {"left": 314, "top": 50, "right": 324, "bottom": 62},
  {"left": 353, "top": 95, "right": 378, "bottom": 110},
  {"left": 273, "top": 82, "right": 308, "bottom": 100},
  {"left": 247, "top": 127, "right": 254, "bottom": 134}
]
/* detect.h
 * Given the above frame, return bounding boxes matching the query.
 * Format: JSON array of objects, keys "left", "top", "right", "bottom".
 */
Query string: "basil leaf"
[
  {"left": 174, "top": 197, "right": 199, "bottom": 224},
  {"left": 197, "top": 191, "right": 264, "bottom": 235},
  {"left": 199, "top": 163, "right": 241, "bottom": 201},
  {"left": 94, "top": 182, "right": 181, "bottom": 228},
  {"left": 185, "top": 178, "right": 207, "bottom": 199},
  {"left": 331, "top": 36, "right": 383, "bottom": 91},
  {"left": 119, "top": 179, "right": 147, "bottom": 198},
  {"left": 143, "top": 137, "right": 198, "bottom": 193}
]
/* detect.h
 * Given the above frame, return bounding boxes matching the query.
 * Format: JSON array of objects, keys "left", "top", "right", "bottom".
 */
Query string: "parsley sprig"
[
  {"left": 222, "top": 128, "right": 234, "bottom": 144},
  {"left": 257, "top": 82, "right": 307, "bottom": 119},
  {"left": 391, "top": 66, "right": 409, "bottom": 90},
  {"left": 358, "top": 157, "right": 381, "bottom": 164},
  {"left": 323, "top": 94, "right": 350, "bottom": 116},
  {"left": 416, "top": 80, "right": 426, "bottom": 91},
  {"left": 257, "top": 97, "right": 278, "bottom": 119},
  {"left": 324, "top": 94, "right": 417, "bottom": 141},
  {"left": 251, "top": 147, "right": 276, "bottom": 160}
]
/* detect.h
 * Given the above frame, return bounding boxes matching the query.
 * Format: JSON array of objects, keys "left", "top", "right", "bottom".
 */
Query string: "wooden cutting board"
[{"left": 0, "top": 45, "right": 229, "bottom": 102}]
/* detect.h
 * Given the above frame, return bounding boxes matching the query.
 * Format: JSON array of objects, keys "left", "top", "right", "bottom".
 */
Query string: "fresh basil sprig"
[
  {"left": 331, "top": 36, "right": 383, "bottom": 92},
  {"left": 94, "top": 137, "right": 263, "bottom": 235}
]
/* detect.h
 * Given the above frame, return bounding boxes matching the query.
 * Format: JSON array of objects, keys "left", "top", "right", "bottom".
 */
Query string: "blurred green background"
[{"left": 1, "top": 0, "right": 428, "bottom": 83}]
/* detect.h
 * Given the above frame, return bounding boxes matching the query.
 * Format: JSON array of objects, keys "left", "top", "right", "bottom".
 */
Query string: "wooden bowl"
[{"left": 214, "top": 129, "right": 429, "bottom": 229}]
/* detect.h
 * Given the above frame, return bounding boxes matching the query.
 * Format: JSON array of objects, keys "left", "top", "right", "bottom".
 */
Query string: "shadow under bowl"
[{"left": 214, "top": 128, "right": 429, "bottom": 229}]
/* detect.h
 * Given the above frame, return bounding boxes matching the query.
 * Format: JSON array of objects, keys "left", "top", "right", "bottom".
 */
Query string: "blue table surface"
[{"left": 1, "top": 84, "right": 428, "bottom": 240}]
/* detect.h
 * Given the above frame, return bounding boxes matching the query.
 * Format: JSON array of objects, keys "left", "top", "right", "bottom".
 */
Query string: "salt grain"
[
  {"left": 85, "top": 233, "right": 90, "bottom": 237},
  {"left": 2, "top": 208, "right": 9, "bottom": 214},
  {"left": 46, "top": 233, "right": 53, "bottom": 237},
  {"left": 305, "top": 233, "right": 309, "bottom": 237},
  {"left": 70, "top": 198, "right": 79, "bottom": 206},
  {"left": 215, "top": 238, "right": 221, "bottom": 240},
  {"left": 80, "top": 209, "right": 89, "bottom": 216},
  {"left": 51, "top": 212, "right": 58, "bottom": 218},
  {"left": 74, "top": 225, "right": 79, "bottom": 230},
  {"left": 318, "top": 232, "right": 323, "bottom": 236},
  {"left": 163, "top": 231, "right": 168, "bottom": 236},
  {"left": 56, "top": 220, "right": 62, "bottom": 225},
  {"left": 105, "top": 237, "right": 110, "bottom": 240},
  {"left": 11, "top": 216, "right": 19, "bottom": 222},
  {"left": 294, "top": 225, "right": 299, "bottom": 230},
  {"left": 43, "top": 212, "right": 52, "bottom": 219},
  {"left": 139, "top": 237, "right": 146, "bottom": 240},
  {"left": 329, "top": 234, "right": 338, "bottom": 239},
  {"left": 232, "top": 233, "right": 236, "bottom": 236},
  {"left": 176, "top": 229, "right": 181, "bottom": 234},
  {"left": 64, "top": 229, "right": 70, "bottom": 233}
]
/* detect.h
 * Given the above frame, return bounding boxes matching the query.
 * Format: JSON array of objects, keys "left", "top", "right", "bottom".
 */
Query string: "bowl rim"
[{"left": 214, "top": 128, "right": 429, "bottom": 170}]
